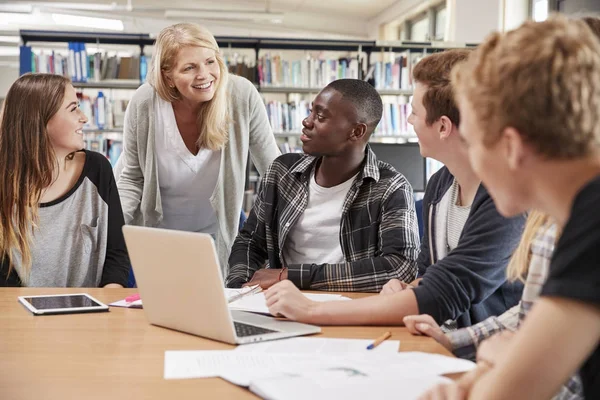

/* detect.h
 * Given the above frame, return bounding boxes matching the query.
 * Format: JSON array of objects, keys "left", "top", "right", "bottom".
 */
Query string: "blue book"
[{"left": 19, "top": 46, "right": 32, "bottom": 75}]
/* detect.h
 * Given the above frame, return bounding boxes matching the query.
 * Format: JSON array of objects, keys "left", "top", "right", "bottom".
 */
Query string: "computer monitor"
[{"left": 369, "top": 142, "right": 427, "bottom": 192}]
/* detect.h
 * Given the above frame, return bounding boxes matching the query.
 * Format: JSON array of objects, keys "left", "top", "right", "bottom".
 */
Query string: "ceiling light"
[
  {"left": 51, "top": 13, "right": 124, "bottom": 31},
  {"left": 164, "top": 10, "right": 284, "bottom": 23}
]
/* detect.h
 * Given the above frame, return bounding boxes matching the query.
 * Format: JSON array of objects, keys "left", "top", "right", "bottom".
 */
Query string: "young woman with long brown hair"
[{"left": 0, "top": 73, "right": 129, "bottom": 287}]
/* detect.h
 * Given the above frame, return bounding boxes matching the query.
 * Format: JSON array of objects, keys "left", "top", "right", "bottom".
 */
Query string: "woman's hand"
[
  {"left": 403, "top": 314, "right": 452, "bottom": 351},
  {"left": 264, "top": 280, "right": 318, "bottom": 323}
]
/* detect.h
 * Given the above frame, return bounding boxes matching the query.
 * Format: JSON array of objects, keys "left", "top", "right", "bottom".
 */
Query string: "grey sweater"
[{"left": 115, "top": 75, "right": 280, "bottom": 275}]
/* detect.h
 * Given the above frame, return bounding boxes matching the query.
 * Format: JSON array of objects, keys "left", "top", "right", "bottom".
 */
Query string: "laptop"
[{"left": 122, "top": 225, "right": 321, "bottom": 344}]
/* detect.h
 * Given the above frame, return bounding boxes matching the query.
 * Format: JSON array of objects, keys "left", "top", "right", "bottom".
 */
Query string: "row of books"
[
  {"left": 77, "top": 92, "right": 129, "bottom": 130},
  {"left": 20, "top": 44, "right": 148, "bottom": 82},
  {"left": 225, "top": 53, "right": 256, "bottom": 84},
  {"left": 85, "top": 135, "right": 122, "bottom": 166},
  {"left": 264, "top": 99, "right": 416, "bottom": 138},
  {"left": 374, "top": 102, "right": 416, "bottom": 138},
  {"left": 258, "top": 54, "right": 362, "bottom": 88},
  {"left": 265, "top": 100, "right": 310, "bottom": 134},
  {"left": 368, "top": 52, "right": 426, "bottom": 90}
]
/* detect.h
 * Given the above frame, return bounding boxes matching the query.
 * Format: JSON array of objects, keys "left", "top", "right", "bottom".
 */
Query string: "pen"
[
  {"left": 125, "top": 293, "right": 140, "bottom": 303},
  {"left": 366, "top": 331, "right": 392, "bottom": 350},
  {"left": 227, "top": 284, "right": 262, "bottom": 303}
]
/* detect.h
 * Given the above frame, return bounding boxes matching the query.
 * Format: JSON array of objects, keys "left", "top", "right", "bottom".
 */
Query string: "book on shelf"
[
  {"left": 22, "top": 43, "right": 148, "bottom": 83},
  {"left": 370, "top": 51, "right": 425, "bottom": 90},
  {"left": 373, "top": 99, "right": 416, "bottom": 139},
  {"left": 264, "top": 98, "right": 416, "bottom": 139},
  {"left": 84, "top": 135, "right": 122, "bottom": 167},
  {"left": 225, "top": 53, "right": 256, "bottom": 83},
  {"left": 77, "top": 92, "right": 129, "bottom": 131},
  {"left": 258, "top": 53, "right": 363, "bottom": 88},
  {"left": 264, "top": 100, "right": 310, "bottom": 134}
]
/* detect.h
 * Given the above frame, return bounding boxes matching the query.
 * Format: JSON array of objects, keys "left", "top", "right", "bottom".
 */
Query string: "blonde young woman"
[
  {"left": 404, "top": 211, "right": 582, "bottom": 400},
  {"left": 420, "top": 16, "right": 600, "bottom": 400},
  {"left": 115, "top": 23, "right": 280, "bottom": 272},
  {"left": 0, "top": 74, "right": 129, "bottom": 287}
]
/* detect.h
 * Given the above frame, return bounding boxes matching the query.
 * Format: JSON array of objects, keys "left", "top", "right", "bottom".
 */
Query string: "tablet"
[{"left": 18, "top": 293, "right": 110, "bottom": 315}]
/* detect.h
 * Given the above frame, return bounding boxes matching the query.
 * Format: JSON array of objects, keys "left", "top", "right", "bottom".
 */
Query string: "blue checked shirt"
[{"left": 225, "top": 146, "right": 420, "bottom": 292}]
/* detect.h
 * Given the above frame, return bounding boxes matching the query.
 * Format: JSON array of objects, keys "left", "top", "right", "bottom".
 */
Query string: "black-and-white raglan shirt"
[{"left": 0, "top": 150, "right": 130, "bottom": 287}]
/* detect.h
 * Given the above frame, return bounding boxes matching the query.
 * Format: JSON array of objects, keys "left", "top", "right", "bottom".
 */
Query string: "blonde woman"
[
  {"left": 404, "top": 211, "right": 582, "bottom": 400},
  {"left": 116, "top": 23, "right": 280, "bottom": 272},
  {"left": 0, "top": 74, "right": 129, "bottom": 287}
]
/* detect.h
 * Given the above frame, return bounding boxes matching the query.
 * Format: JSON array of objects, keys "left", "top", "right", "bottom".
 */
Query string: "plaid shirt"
[
  {"left": 447, "top": 223, "right": 583, "bottom": 400},
  {"left": 226, "top": 146, "right": 420, "bottom": 292}
]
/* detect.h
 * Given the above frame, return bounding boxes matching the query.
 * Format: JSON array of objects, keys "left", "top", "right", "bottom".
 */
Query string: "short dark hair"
[{"left": 325, "top": 79, "right": 383, "bottom": 133}]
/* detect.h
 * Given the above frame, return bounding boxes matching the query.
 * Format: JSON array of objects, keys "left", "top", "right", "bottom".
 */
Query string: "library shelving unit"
[
  {"left": 19, "top": 30, "right": 476, "bottom": 94},
  {"left": 19, "top": 30, "right": 474, "bottom": 193}
]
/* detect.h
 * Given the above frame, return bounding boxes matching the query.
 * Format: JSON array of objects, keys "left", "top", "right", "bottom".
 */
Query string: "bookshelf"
[{"left": 19, "top": 30, "right": 470, "bottom": 192}]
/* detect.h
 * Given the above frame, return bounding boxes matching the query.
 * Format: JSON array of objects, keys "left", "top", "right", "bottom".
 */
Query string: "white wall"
[
  {"left": 503, "top": 0, "right": 530, "bottom": 31},
  {"left": 0, "top": 66, "right": 18, "bottom": 99},
  {"left": 448, "top": 0, "right": 503, "bottom": 43}
]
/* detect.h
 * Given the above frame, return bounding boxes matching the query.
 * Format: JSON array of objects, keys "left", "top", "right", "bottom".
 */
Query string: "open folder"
[{"left": 109, "top": 287, "right": 349, "bottom": 314}]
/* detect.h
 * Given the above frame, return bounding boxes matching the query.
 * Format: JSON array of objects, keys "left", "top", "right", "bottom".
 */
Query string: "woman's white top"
[{"left": 154, "top": 96, "right": 221, "bottom": 234}]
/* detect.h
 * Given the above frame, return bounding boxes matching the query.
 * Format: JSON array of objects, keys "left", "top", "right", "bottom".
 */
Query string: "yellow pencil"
[{"left": 366, "top": 331, "right": 392, "bottom": 350}]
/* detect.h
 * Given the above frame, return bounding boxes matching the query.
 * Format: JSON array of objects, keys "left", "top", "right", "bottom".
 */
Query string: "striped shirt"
[
  {"left": 226, "top": 146, "right": 421, "bottom": 292},
  {"left": 447, "top": 223, "right": 583, "bottom": 400},
  {"left": 446, "top": 179, "right": 471, "bottom": 251}
]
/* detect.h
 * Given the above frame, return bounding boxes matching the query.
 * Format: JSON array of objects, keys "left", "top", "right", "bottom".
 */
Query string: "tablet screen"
[{"left": 23, "top": 295, "right": 103, "bottom": 310}]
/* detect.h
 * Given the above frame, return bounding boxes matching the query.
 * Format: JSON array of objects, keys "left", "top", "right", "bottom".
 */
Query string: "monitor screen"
[{"left": 369, "top": 143, "right": 427, "bottom": 192}]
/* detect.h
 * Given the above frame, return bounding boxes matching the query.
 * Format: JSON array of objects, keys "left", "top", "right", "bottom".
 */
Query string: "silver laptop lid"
[{"left": 122, "top": 226, "right": 237, "bottom": 344}]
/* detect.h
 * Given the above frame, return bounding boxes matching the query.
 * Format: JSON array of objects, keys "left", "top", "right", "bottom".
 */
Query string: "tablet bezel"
[{"left": 17, "top": 293, "right": 110, "bottom": 315}]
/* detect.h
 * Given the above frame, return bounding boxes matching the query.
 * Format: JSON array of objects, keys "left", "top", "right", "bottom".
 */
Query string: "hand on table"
[
  {"left": 380, "top": 278, "right": 414, "bottom": 294},
  {"left": 243, "top": 268, "right": 288, "bottom": 290},
  {"left": 264, "top": 280, "right": 317, "bottom": 323},
  {"left": 403, "top": 314, "right": 452, "bottom": 351}
]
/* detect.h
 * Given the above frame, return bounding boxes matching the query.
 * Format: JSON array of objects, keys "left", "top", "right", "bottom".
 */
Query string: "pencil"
[
  {"left": 227, "top": 284, "right": 262, "bottom": 303},
  {"left": 366, "top": 331, "right": 392, "bottom": 350}
]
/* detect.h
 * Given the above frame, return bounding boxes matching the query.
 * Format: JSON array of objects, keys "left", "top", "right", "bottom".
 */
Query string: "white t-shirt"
[
  {"left": 283, "top": 169, "right": 358, "bottom": 265},
  {"left": 155, "top": 97, "right": 221, "bottom": 234}
]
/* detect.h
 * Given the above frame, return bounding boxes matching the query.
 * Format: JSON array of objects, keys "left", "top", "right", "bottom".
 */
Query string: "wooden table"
[{"left": 0, "top": 288, "right": 452, "bottom": 400}]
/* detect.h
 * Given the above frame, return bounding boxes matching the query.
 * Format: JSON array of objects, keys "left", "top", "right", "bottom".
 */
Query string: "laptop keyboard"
[{"left": 234, "top": 321, "right": 277, "bottom": 337}]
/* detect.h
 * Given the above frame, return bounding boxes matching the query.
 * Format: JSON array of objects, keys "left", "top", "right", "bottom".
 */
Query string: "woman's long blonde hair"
[
  {"left": 0, "top": 73, "right": 71, "bottom": 279},
  {"left": 148, "top": 23, "right": 230, "bottom": 151},
  {"left": 506, "top": 210, "right": 558, "bottom": 282}
]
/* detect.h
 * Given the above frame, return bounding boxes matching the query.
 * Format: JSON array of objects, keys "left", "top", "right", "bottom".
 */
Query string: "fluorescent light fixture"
[
  {"left": 51, "top": 13, "right": 124, "bottom": 31},
  {"left": 0, "top": 4, "right": 33, "bottom": 14},
  {"left": 164, "top": 9, "right": 284, "bottom": 23}
]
